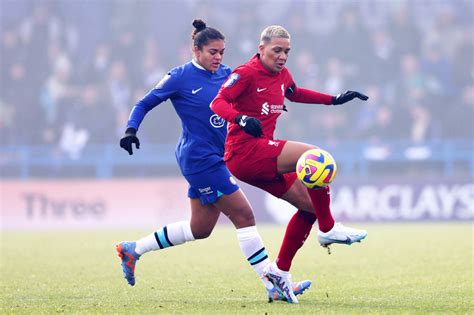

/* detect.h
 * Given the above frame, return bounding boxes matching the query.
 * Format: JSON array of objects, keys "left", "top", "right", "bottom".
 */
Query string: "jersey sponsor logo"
[
  {"left": 209, "top": 114, "right": 225, "bottom": 128},
  {"left": 257, "top": 87, "right": 267, "bottom": 92},
  {"left": 192, "top": 87, "right": 203, "bottom": 94},
  {"left": 198, "top": 186, "right": 213, "bottom": 195},
  {"left": 261, "top": 102, "right": 269, "bottom": 115},
  {"left": 268, "top": 140, "right": 280, "bottom": 147},
  {"left": 260, "top": 102, "right": 286, "bottom": 115},
  {"left": 155, "top": 74, "right": 171, "bottom": 89},
  {"left": 223, "top": 73, "right": 240, "bottom": 88}
]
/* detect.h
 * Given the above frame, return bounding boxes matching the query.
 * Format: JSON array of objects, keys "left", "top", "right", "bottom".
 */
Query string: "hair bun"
[{"left": 192, "top": 19, "right": 206, "bottom": 32}]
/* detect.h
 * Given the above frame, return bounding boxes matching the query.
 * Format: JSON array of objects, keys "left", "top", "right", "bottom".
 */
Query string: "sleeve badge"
[
  {"left": 223, "top": 73, "right": 240, "bottom": 88},
  {"left": 155, "top": 73, "right": 171, "bottom": 89}
]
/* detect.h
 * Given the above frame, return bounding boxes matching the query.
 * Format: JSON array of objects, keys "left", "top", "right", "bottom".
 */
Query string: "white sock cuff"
[
  {"left": 165, "top": 221, "right": 195, "bottom": 243},
  {"left": 237, "top": 225, "right": 258, "bottom": 239},
  {"left": 180, "top": 221, "right": 195, "bottom": 242}
]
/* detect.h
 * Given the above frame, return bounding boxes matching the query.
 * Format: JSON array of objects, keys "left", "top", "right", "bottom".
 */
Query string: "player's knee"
[
  {"left": 287, "top": 187, "right": 314, "bottom": 211},
  {"left": 297, "top": 209, "right": 317, "bottom": 224},
  {"left": 301, "top": 198, "right": 314, "bottom": 212},
  {"left": 192, "top": 227, "right": 214, "bottom": 239},
  {"left": 297, "top": 184, "right": 315, "bottom": 211},
  {"left": 227, "top": 206, "right": 256, "bottom": 228},
  {"left": 239, "top": 208, "right": 256, "bottom": 226}
]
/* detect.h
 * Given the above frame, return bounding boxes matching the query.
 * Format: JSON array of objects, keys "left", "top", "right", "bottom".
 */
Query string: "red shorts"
[{"left": 225, "top": 138, "right": 297, "bottom": 198}]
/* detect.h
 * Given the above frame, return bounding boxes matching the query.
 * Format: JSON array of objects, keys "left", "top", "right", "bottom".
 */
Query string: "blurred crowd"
[{"left": 1, "top": 0, "right": 473, "bottom": 151}]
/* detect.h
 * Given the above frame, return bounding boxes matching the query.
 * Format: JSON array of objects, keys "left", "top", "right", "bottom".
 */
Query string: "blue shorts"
[{"left": 185, "top": 162, "right": 239, "bottom": 205}]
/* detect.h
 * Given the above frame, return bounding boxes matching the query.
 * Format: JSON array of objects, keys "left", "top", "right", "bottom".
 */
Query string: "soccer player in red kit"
[{"left": 211, "top": 25, "right": 368, "bottom": 303}]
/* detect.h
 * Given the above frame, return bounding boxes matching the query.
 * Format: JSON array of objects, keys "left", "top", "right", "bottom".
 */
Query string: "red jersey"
[{"left": 211, "top": 54, "right": 333, "bottom": 160}]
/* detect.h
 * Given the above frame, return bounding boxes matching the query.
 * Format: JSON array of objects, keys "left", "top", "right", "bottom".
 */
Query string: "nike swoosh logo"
[
  {"left": 257, "top": 88, "right": 267, "bottom": 92},
  {"left": 320, "top": 235, "right": 352, "bottom": 246},
  {"left": 192, "top": 87, "right": 203, "bottom": 94},
  {"left": 240, "top": 120, "right": 247, "bottom": 127}
]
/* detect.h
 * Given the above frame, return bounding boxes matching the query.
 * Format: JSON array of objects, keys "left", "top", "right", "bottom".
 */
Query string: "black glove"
[
  {"left": 235, "top": 115, "right": 262, "bottom": 137},
  {"left": 120, "top": 127, "right": 140, "bottom": 155},
  {"left": 332, "top": 90, "right": 369, "bottom": 105}
]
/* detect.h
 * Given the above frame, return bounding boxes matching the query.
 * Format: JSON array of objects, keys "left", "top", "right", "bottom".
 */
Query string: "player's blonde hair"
[{"left": 260, "top": 25, "right": 291, "bottom": 44}]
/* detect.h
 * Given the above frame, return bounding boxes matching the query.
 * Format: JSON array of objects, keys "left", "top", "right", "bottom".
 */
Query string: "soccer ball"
[{"left": 296, "top": 148, "right": 337, "bottom": 189}]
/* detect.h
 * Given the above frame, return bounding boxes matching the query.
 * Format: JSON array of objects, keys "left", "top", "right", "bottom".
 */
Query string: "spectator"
[
  {"left": 444, "top": 85, "right": 474, "bottom": 139},
  {"left": 0, "top": 0, "right": 472, "bottom": 148},
  {"left": 107, "top": 59, "right": 132, "bottom": 116},
  {"left": 408, "top": 104, "right": 440, "bottom": 143},
  {"left": 390, "top": 5, "right": 420, "bottom": 58}
]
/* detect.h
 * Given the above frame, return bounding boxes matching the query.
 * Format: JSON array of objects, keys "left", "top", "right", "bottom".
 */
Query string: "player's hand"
[
  {"left": 332, "top": 91, "right": 369, "bottom": 105},
  {"left": 235, "top": 115, "right": 262, "bottom": 137},
  {"left": 120, "top": 128, "right": 140, "bottom": 155}
]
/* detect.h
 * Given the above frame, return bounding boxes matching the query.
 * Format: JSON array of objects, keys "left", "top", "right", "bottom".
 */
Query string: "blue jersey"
[{"left": 127, "top": 61, "right": 232, "bottom": 175}]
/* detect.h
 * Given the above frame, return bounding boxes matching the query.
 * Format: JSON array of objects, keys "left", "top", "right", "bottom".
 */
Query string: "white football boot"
[
  {"left": 318, "top": 222, "right": 367, "bottom": 247},
  {"left": 263, "top": 262, "right": 298, "bottom": 304},
  {"left": 266, "top": 280, "right": 312, "bottom": 302}
]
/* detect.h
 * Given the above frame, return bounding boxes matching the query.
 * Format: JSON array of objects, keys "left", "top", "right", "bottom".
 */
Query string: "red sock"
[
  {"left": 307, "top": 186, "right": 335, "bottom": 233},
  {"left": 276, "top": 210, "right": 316, "bottom": 271}
]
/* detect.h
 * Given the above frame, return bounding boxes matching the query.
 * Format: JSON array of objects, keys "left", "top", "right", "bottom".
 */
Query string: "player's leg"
[
  {"left": 277, "top": 140, "right": 367, "bottom": 247},
  {"left": 276, "top": 140, "right": 316, "bottom": 173},
  {"left": 116, "top": 193, "right": 220, "bottom": 286},
  {"left": 226, "top": 140, "right": 321, "bottom": 273},
  {"left": 214, "top": 188, "right": 301, "bottom": 304},
  {"left": 205, "top": 168, "right": 278, "bottom": 300},
  {"left": 130, "top": 198, "right": 218, "bottom": 253},
  {"left": 136, "top": 197, "right": 219, "bottom": 252},
  {"left": 277, "top": 140, "right": 335, "bottom": 231},
  {"left": 226, "top": 145, "right": 313, "bottom": 303},
  {"left": 213, "top": 188, "right": 270, "bottom": 277},
  {"left": 189, "top": 197, "right": 221, "bottom": 239},
  {"left": 280, "top": 176, "right": 367, "bottom": 248},
  {"left": 181, "top": 164, "right": 273, "bottom": 290},
  {"left": 184, "top": 164, "right": 287, "bottom": 299},
  {"left": 276, "top": 176, "right": 317, "bottom": 272}
]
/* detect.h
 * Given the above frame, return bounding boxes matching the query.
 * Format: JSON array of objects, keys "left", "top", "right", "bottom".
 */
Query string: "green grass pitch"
[{"left": 1, "top": 223, "right": 472, "bottom": 314}]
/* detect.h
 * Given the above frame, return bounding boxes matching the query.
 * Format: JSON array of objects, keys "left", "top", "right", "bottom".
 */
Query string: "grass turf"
[{"left": 1, "top": 223, "right": 472, "bottom": 314}]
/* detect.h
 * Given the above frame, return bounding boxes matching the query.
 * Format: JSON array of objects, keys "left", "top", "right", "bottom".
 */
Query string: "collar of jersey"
[
  {"left": 191, "top": 59, "right": 215, "bottom": 74},
  {"left": 252, "top": 53, "right": 280, "bottom": 77}
]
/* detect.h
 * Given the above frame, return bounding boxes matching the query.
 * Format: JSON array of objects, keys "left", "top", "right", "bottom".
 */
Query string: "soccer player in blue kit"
[{"left": 116, "top": 19, "right": 309, "bottom": 303}]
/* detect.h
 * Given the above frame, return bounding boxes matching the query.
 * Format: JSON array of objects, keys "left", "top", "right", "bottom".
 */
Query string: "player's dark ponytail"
[
  {"left": 192, "top": 19, "right": 225, "bottom": 49},
  {"left": 192, "top": 19, "right": 206, "bottom": 34}
]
